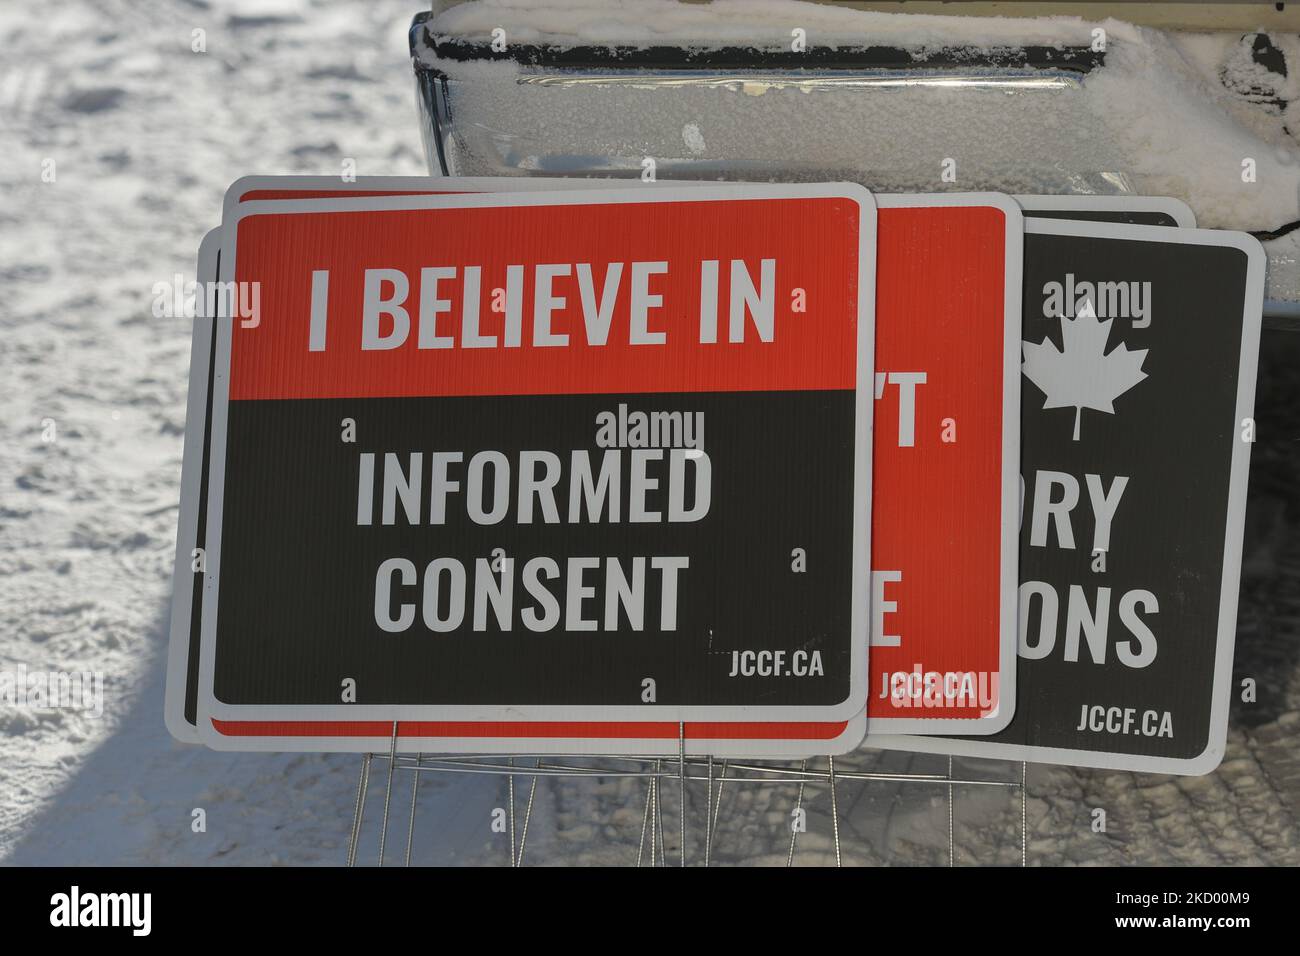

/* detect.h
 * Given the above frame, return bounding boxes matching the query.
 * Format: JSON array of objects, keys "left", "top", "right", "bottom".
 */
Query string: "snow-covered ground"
[{"left": 0, "top": 0, "right": 1298, "bottom": 865}]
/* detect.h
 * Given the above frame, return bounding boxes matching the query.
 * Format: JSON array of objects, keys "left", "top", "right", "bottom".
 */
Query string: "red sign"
[
  {"left": 228, "top": 197, "right": 861, "bottom": 400},
  {"left": 865, "top": 196, "right": 1020, "bottom": 733}
]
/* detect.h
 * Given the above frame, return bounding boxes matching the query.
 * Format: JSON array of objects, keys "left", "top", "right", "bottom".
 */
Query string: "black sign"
[{"left": 883, "top": 217, "right": 1264, "bottom": 773}]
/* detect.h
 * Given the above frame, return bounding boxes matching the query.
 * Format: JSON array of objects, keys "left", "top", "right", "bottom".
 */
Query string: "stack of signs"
[{"left": 166, "top": 177, "right": 1264, "bottom": 775}]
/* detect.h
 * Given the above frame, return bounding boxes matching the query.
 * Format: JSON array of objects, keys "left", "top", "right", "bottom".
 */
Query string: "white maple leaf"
[{"left": 1022, "top": 300, "right": 1149, "bottom": 441}]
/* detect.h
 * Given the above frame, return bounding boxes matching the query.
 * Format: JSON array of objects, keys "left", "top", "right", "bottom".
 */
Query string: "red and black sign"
[{"left": 195, "top": 185, "right": 876, "bottom": 728}]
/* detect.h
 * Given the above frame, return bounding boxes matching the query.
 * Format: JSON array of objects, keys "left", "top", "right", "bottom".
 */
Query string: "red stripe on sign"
[
  {"left": 229, "top": 196, "right": 862, "bottom": 399},
  {"left": 212, "top": 719, "right": 849, "bottom": 740}
]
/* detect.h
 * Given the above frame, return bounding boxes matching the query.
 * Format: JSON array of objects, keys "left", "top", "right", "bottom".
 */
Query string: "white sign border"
[{"left": 164, "top": 228, "right": 222, "bottom": 743}]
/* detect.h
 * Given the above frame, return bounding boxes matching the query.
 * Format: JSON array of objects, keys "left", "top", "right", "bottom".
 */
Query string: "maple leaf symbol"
[{"left": 1022, "top": 300, "right": 1149, "bottom": 441}]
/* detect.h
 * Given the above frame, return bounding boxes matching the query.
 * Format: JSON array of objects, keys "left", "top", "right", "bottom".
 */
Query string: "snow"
[
  {"left": 0, "top": 0, "right": 1298, "bottom": 865},
  {"left": 1269, "top": 232, "right": 1300, "bottom": 305},
  {"left": 430, "top": 0, "right": 1124, "bottom": 50},
  {"left": 0, "top": 0, "right": 429, "bottom": 864}
]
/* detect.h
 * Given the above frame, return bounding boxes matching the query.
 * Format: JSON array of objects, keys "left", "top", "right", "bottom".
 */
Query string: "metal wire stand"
[{"left": 346, "top": 724, "right": 1031, "bottom": 867}]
